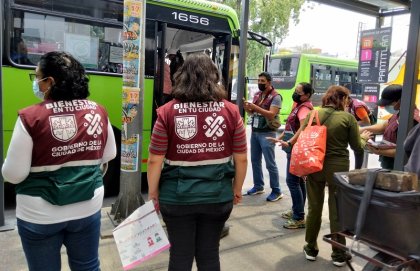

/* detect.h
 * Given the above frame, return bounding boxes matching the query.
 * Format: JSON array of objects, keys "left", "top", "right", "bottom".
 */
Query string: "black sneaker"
[
  {"left": 303, "top": 245, "right": 318, "bottom": 261},
  {"left": 220, "top": 224, "right": 230, "bottom": 239}
]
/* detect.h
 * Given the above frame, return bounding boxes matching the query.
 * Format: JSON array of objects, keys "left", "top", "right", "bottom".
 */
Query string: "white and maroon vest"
[
  {"left": 160, "top": 99, "right": 239, "bottom": 166},
  {"left": 19, "top": 99, "right": 109, "bottom": 171}
]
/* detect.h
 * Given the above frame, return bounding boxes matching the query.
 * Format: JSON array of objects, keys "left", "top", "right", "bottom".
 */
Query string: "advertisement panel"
[{"left": 358, "top": 27, "right": 392, "bottom": 83}]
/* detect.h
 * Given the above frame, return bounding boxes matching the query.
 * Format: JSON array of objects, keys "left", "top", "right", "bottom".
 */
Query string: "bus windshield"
[
  {"left": 268, "top": 56, "right": 299, "bottom": 89},
  {"left": 10, "top": 0, "right": 123, "bottom": 72}
]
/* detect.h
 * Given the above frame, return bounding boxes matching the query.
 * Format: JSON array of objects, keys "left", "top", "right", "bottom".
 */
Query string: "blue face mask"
[
  {"left": 384, "top": 105, "right": 396, "bottom": 114},
  {"left": 32, "top": 79, "right": 46, "bottom": 100}
]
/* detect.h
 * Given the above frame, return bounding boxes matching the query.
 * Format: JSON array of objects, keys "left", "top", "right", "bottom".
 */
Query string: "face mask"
[
  {"left": 384, "top": 105, "right": 396, "bottom": 114},
  {"left": 258, "top": 83, "right": 266, "bottom": 91},
  {"left": 292, "top": 92, "right": 303, "bottom": 103},
  {"left": 32, "top": 80, "right": 45, "bottom": 100}
]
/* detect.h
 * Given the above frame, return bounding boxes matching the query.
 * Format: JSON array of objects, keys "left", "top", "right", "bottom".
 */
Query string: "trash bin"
[{"left": 334, "top": 172, "right": 420, "bottom": 257}]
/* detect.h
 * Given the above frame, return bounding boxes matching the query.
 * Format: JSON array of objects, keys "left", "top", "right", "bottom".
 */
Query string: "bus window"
[
  {"left": 335, "top": 70, "right": 360, "bottom": 97},
  {"left": 163, "top": 27, "right": 231, "bottom": 93},
  {"left": 268, "top": 56, "right": 299, "bottom": 90},
  {"left": 269, "top": 57, "right": 299, "bottom": 76},
  {"left": 9, "top": 3, "right": 123, "bottom": 72},
  {"left": 13, "top": 0, "right": 122, "bottom": 20},
  {"left": 313, "top": 64, "right": 333, "bottom": 92},
  {"left": 229, "top": 43, "right": 240, "bottom": 102}
]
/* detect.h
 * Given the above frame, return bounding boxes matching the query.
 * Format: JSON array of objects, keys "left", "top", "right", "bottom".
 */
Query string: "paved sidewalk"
[{"left": 1, "top": 190, "right": 374, "bottom": 271}]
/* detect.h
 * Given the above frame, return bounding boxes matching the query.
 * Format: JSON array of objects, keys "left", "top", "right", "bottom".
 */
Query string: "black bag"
[
  {"left": 252, "top": 115, "right": 281, "bottom": 131},
  {"left": 266, "top": 117, "right": 281, "bottom": 130}
]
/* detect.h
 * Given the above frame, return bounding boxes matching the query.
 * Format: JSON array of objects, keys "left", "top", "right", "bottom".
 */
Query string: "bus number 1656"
[{"left": 171, "top": 12, "right": 209, "bottom": 26}]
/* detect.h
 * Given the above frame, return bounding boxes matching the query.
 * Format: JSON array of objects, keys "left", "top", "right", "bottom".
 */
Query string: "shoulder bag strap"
[{"left": 320, "top": 109, "right": 334, "bottom": 125}]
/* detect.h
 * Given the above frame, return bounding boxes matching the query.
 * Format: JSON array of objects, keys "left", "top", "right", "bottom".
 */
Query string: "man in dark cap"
[{"left": 360, "top": 84, "right": 402, "bottom": 169}]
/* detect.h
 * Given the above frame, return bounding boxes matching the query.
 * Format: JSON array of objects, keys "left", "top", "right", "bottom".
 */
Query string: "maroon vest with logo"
[
  {"left": 158, "top": 99, "right": 240, "bottom": 163},
  {"left": 19, "top": 99, "right": 109, "bottom": 168},
  {"left": 285, "top": 101, "right": 313, "bottom": 133},
  {"left": 252, "top": 87, "right": 279, "bottom": 110},
  {"left": 383, "top": 113, "right": 399, "bottom": 144}
]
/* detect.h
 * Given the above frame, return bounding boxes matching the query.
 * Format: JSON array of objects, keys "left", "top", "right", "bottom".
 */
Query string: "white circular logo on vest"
[
  {"left": 175, "top": 115, "right": 197, "bottom": 140},
  {"left": 204, "top": 114, "right": 225, "bottom": 140},
  {"left": 84, "top": 112, "right": 103, "bottom": 138},
  {"left": 49, "top": 114, "right": 77, "bottom": 142}
]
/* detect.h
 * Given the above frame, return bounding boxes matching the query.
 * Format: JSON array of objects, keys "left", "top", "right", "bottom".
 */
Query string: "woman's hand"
[
  {"left": 266, "top": 136, "right": 280, "bottom": 143},
  {"left": 266, "top": 137, "right": 287, "bottom": 148},
  {"left": 366, "top": 144, "right": 380, "bottom": 155},
  {"left": 360, "top": 130, "right": 373, "bottom": 141},
  {"left": 148, "top": 190, "right": 160, "bottom": 214},
  {"left": 233, "top": 188, "right": 242, "bottom": 205}
]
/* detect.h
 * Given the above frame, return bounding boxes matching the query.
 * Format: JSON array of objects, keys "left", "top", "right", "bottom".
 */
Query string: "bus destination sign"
[{"left": 147, "top": 5, "right": 231, "bottom": 34}]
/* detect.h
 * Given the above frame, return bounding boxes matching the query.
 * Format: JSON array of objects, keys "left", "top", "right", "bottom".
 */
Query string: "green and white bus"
[
  {"left": 267, "top": 53, "right": 359, "bottom": 124},
  {"left": 1, "top": 0, "right": 264, "bottom": 198}
]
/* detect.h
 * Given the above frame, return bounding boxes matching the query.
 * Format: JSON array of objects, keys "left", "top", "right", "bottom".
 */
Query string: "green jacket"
[{"left": 302, "top": 107, "right": 366, "bottom": 166}]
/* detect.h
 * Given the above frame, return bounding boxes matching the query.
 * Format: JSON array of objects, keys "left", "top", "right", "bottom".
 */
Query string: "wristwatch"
[{"left": 287, "top": 140, "right": 292, "bottom": 147}]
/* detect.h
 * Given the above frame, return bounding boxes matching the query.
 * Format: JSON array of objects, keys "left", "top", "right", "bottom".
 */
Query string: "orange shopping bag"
[{"left": 289, "top": 110, "right": 327, "bottom": 177}]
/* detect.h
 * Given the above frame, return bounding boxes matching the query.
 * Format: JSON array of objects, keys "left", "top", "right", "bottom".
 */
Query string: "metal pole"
[
  {"left": 0, "top": 0, "right": 5, "bottom": 227},
  {"left": 236, "top": 0, "right": 249, "bottom": 116},
  {"left": 111, "top": 0, "right": 146, "bottom": 222},
  {"left": 0, "top": 0, "right": 13, "bottom": 231},
  {"left": 394, "top": 1, "right": 420, "bottom": 170}
]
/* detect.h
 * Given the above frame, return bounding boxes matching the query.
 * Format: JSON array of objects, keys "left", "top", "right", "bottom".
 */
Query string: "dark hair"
[
  {"left": 322, "top": 85, "right": 350, "bottom": 110},
  {"left": 38, "top": 51, "right": 89, "bottom": 101},
  {"left": 171, "top": 54, "right": 226, "bottom": 102},
  {"left": 298, "top": 82, "right": 314, "bottom": 97},
  {"left": 258, "top": 71, "right": 272, "bottom": 82}
]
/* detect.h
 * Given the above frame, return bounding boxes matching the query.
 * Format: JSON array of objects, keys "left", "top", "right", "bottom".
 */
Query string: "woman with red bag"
[
  {"left": 294, "top": 86, "right": 371, "bottom": 267},
  {"left": 268, "top": 82, "right": 314, "bottom": 229}
]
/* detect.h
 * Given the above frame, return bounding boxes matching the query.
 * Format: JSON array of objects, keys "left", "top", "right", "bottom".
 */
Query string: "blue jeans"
[
  {"left": 250, "top": 131, "right": 281, "bottom": 193},
  {"left": 160, "top": 202, "right": 233, "bottom": 271},
  {"left": 17, "top": 211, "right": 101, "bottom": 271},
  {"left": 286, "top": 153, "right": 306, "bottom": 220}
]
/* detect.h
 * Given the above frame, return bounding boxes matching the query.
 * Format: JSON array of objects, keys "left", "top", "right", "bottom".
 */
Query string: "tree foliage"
[
  {"left": 294, "top": 43, "right": 321, "bottom": 54},
  {"left": 216, "top": 0, "right": 305, "bottom": 77}
]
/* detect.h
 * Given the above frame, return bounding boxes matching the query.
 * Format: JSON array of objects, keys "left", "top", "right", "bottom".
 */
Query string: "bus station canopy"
[{"left": 314, "top": 0, "right": 411, "bottom": 17}]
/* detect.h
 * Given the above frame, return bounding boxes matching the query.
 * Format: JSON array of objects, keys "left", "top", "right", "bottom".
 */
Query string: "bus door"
[
  {"left": 151, "top": 23, "right": 233, "bottom": 122},
  {"left": 311, "top": 64, "right": 334, "bottom": 106},
  {"left": 213, "top": 35, "right": 232, "bottom": 99}
]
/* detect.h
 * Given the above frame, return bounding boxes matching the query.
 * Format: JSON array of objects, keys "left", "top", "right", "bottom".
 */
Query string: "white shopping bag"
[{"left": 113, "top": 201, "right": 170, "bottom": 270}]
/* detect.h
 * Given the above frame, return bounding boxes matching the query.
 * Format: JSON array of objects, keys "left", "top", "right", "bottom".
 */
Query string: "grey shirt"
[{"left": 404, "top": 123, "right": 420, "bottom": 175}]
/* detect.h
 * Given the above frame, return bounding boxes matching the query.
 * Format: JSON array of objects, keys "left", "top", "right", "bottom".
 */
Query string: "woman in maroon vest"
[
  {"left": 148, "top": 54, "right": 247, "bottom": 271},
  {"left": 2, "top": 51, "right": 117, "bottom": 271},
  {"left": 268, "top": 82, "right": 314, "bottom": 229},
  {"left": 360, "top": 84, "right": 402, "bottom": 169}
]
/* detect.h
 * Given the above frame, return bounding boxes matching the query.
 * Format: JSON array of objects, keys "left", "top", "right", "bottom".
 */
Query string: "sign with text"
[
  {"left": 113, "top": 201, "right": 170, "bottom": 270},
  {"left": 362, "top": 83, "right": 380, "bottom": 112},
  {"left": 358, "top": 27, "right": 392, "bottom": 83}
]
